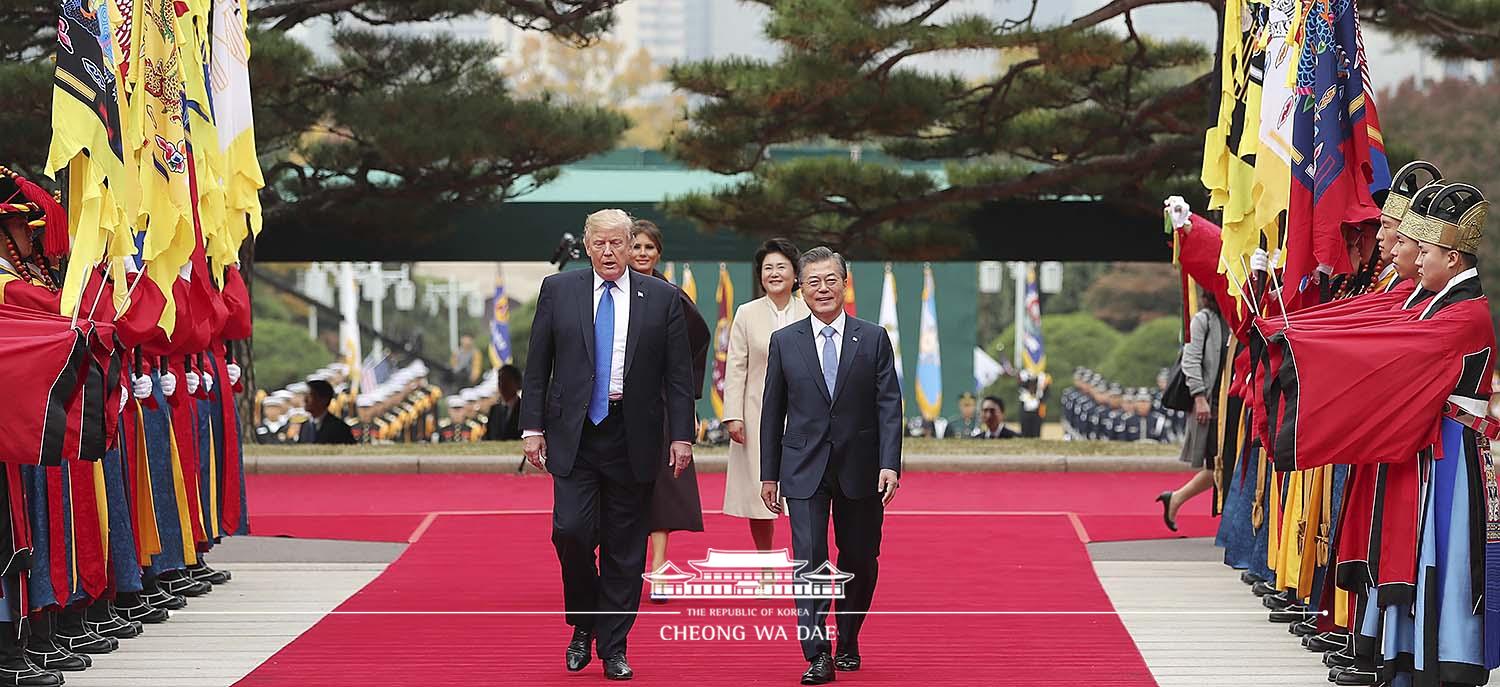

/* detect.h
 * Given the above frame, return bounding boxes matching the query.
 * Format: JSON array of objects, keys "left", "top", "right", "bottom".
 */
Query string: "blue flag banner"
[{"left": 489, "top": 275, "right": 513, "bottom": 366}]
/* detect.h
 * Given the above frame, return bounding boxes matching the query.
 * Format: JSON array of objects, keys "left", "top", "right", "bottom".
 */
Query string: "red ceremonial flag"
[{"left": 843, "top": 269, "right": 857, "bottom": 317}]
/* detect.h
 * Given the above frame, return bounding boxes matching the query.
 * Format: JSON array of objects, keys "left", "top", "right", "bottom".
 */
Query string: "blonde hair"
[{"left": 584, "top": 209, "right": 633, "bottom": 238}]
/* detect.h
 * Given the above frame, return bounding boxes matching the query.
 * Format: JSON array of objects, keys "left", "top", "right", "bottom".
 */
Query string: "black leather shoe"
[
  {"left": 1251, "top": 580, "right": 1277, "bottom": 597},
  {"left": 833, "top": 653, "right": 859, "bottom": 671},
  {"left": 1154, "top": 491, "right": 1177, "bottom": 532},
  {"left": 1240, "top": 571, "right": 1264, "bottom": 586},
  {"left": 801, "top": 653, "right": 835, "bottom": 685},
  {"left": 188, "top": 564, "right": 231, "bottom": 586},
  {"left": 53, "top": 630, "right": 113, "bottom": 655},
  {"left": 1263, "top": 592, "right": 1295, "bottom": 610},
  {"left": 1269, "top": 605, "right": 1307, "bottom": 623},
  {"left": 115, "top": 603, "right": 168, "bottom": 624},
  {"left": 22, "top": 649, "right": 86, "bottom": 673},
  {"left": 0, "top": 659, "right": 63, "bottom": 686},
  {"left": 603, "top": 653, "right": 633, "bottom": 681},
  {"left": 1334, "top": 668, "right": 1377, "bottom": 685},
  {"left": 1323, "top": 649, "right": 1356, "bottom": 668},
  {"left": 564, "top": 628, "right": 592, "bottom": 672},
  {"left": 140, "top": 589, "right": 186, "bottom": 611},
  {"left": 160, "top": 575, "right": 211, "bottom": 598},
  {"left": 1290, "top": 618, "right": 1320, "bottom": 636},
  {"left": 1305, "top": 633, "right": 1347, "bottom": 653},
  {"left": 85, "top": 613, "right": 140, "bottom": 640}
]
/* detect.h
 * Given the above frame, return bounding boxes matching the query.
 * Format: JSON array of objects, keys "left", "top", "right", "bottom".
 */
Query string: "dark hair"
[
  {"left": 799, "top": 246, "right": 847, "bottom": 279},
  {"left": 982, "top": 395, "right": 1005, "bottom": 413},
  {"left": 1460, "top": 251, "right": 1479, "bottom": 269},
  {"left": 498, "top": 364, "right": 522, "bottom": 384},
  {"left": 631, "top": 219, "right": 665, "bottom": 254},
  {"left": 307, "top": 379, "right": 336, "bottom": 402},
  {"left": 1197, "top": 286, "right": 1219, "bottom": 314},
  {"left": 752, "top": 238, "right": 802, "bottom": 297}
]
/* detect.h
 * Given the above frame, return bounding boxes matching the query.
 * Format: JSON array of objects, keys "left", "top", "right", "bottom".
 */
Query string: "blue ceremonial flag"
[
  {"left": 1022, "top": 264, "right": 1045, "bottom": 376},
  {"left": 489, "top": 274, "right": 513, "bottom": 366},
  {"left": 914, "top": 265, "right": 942, "bottom": 421}
]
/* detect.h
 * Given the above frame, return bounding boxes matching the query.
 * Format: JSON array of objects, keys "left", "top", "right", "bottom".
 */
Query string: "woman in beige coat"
[{"left": 722, "top": 238, "right": 807, "bottom": 550}]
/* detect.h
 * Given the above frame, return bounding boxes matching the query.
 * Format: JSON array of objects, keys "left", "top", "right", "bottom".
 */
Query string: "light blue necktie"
[
  {"left": 589, "top": 281, "right": 615, "bottom": 425},
  {"left": 821, "top": 325, "right": 838, "bottom": 396}
]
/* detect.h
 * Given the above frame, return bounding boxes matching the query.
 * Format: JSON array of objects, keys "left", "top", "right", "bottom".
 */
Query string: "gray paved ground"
[
  {"left": 60, "top": 537, "right": 400, "bottom": 687},
  {"left": 1091, "top": 537, "right": 1335, "bottom": 687}
]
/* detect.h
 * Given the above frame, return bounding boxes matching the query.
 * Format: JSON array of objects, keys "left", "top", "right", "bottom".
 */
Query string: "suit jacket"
[
  {"left": 301, "top": 414, "right": 355, "bottom": 445},
  {"left": 760, "top": 315, "right": 902, "bottom": 500},
  {"left": 483, "top": 399, "right": 522, "bottom": 441},
  {"left": 520, "top": 268, "right": 695, "bottom": 482}
]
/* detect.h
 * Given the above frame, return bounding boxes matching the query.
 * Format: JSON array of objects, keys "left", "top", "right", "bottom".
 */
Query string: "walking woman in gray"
[{"left": 1156, "top": 289, "right": 1226, "bottom": 531}]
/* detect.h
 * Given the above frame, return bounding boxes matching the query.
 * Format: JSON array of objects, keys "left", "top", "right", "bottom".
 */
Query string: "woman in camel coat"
[{"left": 722, "top": 238, "right": 807, "bottom": 550}]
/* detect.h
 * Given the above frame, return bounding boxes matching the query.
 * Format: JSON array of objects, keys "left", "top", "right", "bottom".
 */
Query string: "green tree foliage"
[
  {"left": 1097, "top": 315, "right": 1179, "bottom": 387},
  {"left": 985, "top": 312, "right": 1122, "bottom": 420},
  {"left": 662, "top": 0, "right": 1214, "bottom": 256},
  {"left": 1381, "top": 76, "right": 1500, "bottom": 330},
  {"left": 1082, "top": 262, "right": 1181, "bottom": 330},
  {"left": 1361, "top": 1, "right": 1500, "bottom": 60},
  {"left": 253, "top": 319, "right": 338, "bottom": 390}
]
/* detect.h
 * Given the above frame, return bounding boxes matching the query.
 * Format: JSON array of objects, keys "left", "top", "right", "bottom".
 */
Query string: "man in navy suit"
[
  {"left": 521, "top": 209, "right": 696, "bottom": 681},
  {"left": 760, "top": 247, "right": 903, "bottom": 685}
]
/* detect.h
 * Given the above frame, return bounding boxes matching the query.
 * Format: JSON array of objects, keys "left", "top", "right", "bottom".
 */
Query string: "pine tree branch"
[
  {"left": 837, "top": 135, "right": 1196, "bottom": 237},
  {"left": 1067, "top": 0, "right": 1213, "bottom": 33}
]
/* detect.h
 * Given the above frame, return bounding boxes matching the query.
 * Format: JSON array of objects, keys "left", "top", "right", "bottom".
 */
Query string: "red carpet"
[
  {"left": 247, "top": 471, "right": 1213, "bottom": 543},
  {"left": 234, "top": 512, "right": 1158, "bottom": 686}
]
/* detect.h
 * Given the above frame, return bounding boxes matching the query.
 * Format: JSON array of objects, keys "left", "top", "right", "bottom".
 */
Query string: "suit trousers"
[
  {"left": 785, "top": 461, "right": 884, "bottom": 660},
  {"left": 550, "top": 406, "right": 655, "bottom": 659}
]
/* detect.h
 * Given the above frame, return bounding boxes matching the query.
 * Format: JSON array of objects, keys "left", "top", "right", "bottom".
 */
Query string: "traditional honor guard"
[{"left": 1264, "top": 183, "right": 1495, "bottom": 685}]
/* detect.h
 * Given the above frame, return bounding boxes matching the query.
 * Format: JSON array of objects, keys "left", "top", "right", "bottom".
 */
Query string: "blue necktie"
[
  {"left": 589, "top": 281, "right": 616, "bottom": 425},
  {"left": 821, "top": 326, "right": 838, "bottom": 396}
]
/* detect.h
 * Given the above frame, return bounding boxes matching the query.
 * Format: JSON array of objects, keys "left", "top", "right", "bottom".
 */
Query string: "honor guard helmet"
[
  {"left": 1397, "top": 183, "right": 1448, "bottom": 244},
  {"left": 1382, "top": 161, "right": 1443, "bottom": 223},
  {"left": 1424, "top": 183, "right": 1487, "bottom": 255}
]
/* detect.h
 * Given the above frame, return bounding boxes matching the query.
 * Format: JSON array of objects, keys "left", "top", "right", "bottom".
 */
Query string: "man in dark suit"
[
  {"left": 483, "top": 364, "right": 524, "bottom": 441},
  {"left": 298, "top": 379, "right": 355, "bottom": 445},
  {"left": 760, "top": 246, "right": 902, "bottom": 685},
  {"left": 521, "top": 209, "right": 696, "bottom": 681}
]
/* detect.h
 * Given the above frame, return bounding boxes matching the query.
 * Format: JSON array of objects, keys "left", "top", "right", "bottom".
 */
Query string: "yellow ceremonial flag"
[
  {"left": 1249, "top": 0, "right": 1300, "bottom": 267},
  {"left": 47, "top": 0, "right": 134, "bottom": 318},
  {"left": 1202, "top": 0, "right": 1264, "bottom": 299},
  {"left": 175, "top": 0, "right": 229, "bottom": 284},
  {"left": 709, "top": 264, "right": 732, "bottom": 418},
  {"left": 209, "top": 0, "right": 264, "bottom": 259},
  {"left": 131, "top": 0, "right": 198, "bottom": 335},
  {"left": 680, "top": 264, "right": 698, "bottom": 304}
]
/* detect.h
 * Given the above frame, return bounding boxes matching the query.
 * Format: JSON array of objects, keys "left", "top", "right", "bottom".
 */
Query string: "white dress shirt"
[
  {"left": 809, "top": 311, "right": 846, "bottom": 380},
  {"left": 594, "top": 271, "right": 631, "bottom": 399}
]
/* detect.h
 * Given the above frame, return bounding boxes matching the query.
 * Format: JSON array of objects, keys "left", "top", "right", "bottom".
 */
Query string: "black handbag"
[{"left": 1161, "top": 356, "right": 1195, "bottom": 411}]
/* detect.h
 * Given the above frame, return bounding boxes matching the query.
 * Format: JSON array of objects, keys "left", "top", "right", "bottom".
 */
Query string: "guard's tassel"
[{"left": 6, "top": 171, "right": 67, "bottom": 258}]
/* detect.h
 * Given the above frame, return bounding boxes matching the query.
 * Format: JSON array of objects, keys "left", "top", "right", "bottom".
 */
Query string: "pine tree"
[{"left": 662, "top": 0, "right": 1500, "bottom": 258}]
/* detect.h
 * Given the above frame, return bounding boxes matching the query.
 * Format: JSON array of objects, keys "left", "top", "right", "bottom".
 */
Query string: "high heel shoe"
[{"left": 1155, "top": 491, "right": 1178, "bottom": 532}]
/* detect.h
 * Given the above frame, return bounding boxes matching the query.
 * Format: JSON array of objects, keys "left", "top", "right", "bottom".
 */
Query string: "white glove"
[
  {"left": 131, "top": 374, "right": 153, "bottom": 400},
  {"left": 159, "top": 371, "right": 177, "bottom": 397},
  {"left": 1164, "top": 195, "right": 1191, "bottom": 229},
  {"left": 1270, "top": 248, "right": 1282, "bottom": 269},
  {"left": 203, "top": 372, "right": 214, "bottom": 393},
  {"left": 118, "top": 386, "right": 127, "bottom": 413},
  {"left": 184, "top": 371, "right": 200, "bottom": 395},
  {"left": 226, "top": 363, "right": 242, "bottom": 386},
  {"left": 1250, "top": 248, "right": 1269, "bottom": 273}
]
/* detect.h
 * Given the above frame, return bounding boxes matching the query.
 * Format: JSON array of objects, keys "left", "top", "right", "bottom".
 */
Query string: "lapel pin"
[
  {"left": 637, "top": 290, "right": 644, "bottom": 297},
  {"left": 852, "top": 336, "right": 859, "bottom": 342}
]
